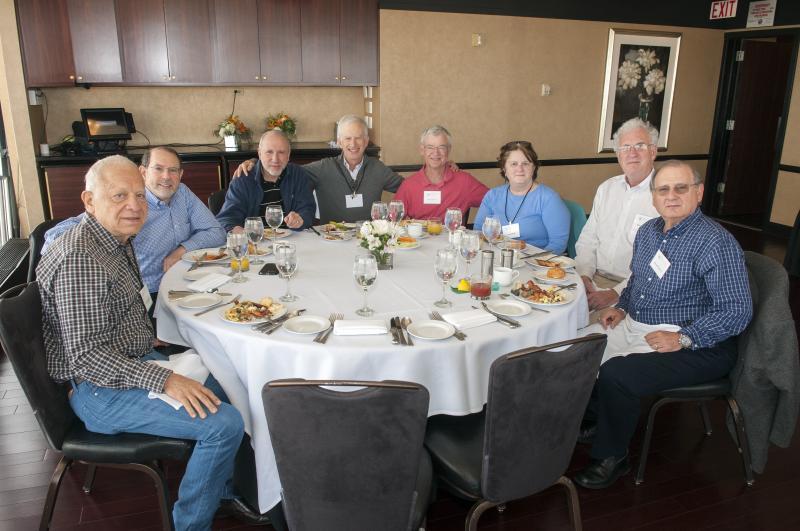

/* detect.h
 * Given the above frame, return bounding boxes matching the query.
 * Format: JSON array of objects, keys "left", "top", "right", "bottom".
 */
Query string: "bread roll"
[{"left": 547, "top": 266, "right": 566, "bottom": 279}]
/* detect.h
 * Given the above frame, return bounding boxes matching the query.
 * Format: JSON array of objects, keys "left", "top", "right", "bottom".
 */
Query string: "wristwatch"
[{"left": 678, "top": 333, "right": 693, "bottom": 350}]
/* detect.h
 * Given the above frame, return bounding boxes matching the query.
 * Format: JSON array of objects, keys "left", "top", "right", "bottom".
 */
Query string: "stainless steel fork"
[
  {"left": 429, "top": 311, "right": 466, "bottom": 340},
  {"left": 314, "top": 313, "right": 341, "bottom": 344}
]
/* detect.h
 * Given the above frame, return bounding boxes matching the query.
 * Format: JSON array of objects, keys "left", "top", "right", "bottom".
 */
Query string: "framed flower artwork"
[{"left": 597, "top": 29, "right": 681, "bottom": 152}]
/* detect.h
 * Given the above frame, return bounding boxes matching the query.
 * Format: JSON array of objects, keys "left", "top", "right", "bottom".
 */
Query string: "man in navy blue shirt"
[
  {"left": 574, "top": 160, "right": 753, "bottom": 490},
  {"left": 216, "top": 130, "right": 315, "bottom": 232}
]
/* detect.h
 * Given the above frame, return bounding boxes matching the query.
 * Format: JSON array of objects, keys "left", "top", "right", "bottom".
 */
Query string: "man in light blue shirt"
[{"left": 43, "top": 147, "right": 226, "bottom": 296}]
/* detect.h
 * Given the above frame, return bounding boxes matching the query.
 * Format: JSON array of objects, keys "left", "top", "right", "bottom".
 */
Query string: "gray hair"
[
  {"left": 419, "top": 125, "right": 452, "bottom": 146},
  {"left": 84, "top": 155, "right": 138, "bottom": 191},
  {"left": 612, "top": 118, "right": 659, "bottom": 150},
  {"left": 260, "top": 128, "right": 291, "bottom": 146},
  {"left": 336, "top": 115, "right": 368, "bottom": 139},
  {"left": 651, "top": 160, "right": 703, "bottom": 191}
]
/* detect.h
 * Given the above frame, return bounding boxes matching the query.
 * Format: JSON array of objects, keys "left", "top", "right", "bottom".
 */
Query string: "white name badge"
[
  {"left": 345, "top": 194, "right": 364, "bottom": 209},
  {"left": 649, "top": 250, "right": 671, "bottom": 279},
  {"left": 140, "top": 285, "right": 153, "bottom": 311},
  {"left": 501, "top": 223, "right": 521, "bottom": 238},
  {"left": 423, "top": 190, "right": 441, "bottom": 205},
  {"left": 629, "top": 213, "right": 653, "bottom": 242}
]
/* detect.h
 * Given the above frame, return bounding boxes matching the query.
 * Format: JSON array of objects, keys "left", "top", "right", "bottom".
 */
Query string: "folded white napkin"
[
  {"left": 333, "top": 319, "right": 389, "bottom": 336},
  {"left": 147, "top": 351, "right": 210, "bottom": 410},
  {"left": 188, "top": 273, "right": 230, "bottom": 292},
  {"left": 441, "top": 309, "right": 497, "bottom": 329}
]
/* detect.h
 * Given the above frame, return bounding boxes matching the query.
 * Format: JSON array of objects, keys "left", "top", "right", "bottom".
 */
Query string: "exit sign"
[{"left": 710, "top": 0, "right": 738, "bottom": 19}]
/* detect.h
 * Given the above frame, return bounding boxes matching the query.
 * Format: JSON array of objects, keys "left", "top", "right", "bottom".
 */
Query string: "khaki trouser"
[{"left": 587, "top": 272, "right": 622, "bottom": 324}]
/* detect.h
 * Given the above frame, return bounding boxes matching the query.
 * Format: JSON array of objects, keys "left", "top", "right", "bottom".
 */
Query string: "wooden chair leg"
[
  {"left": 699, "top": 402, "right": 713, "bottom": 436},
  {"left": 128, "top": 462, "right": 175, "bottom": 531},
  {"left": 39, "top": 457, "right": 72, "bottom": 531},
  {"left": 465, "top": 500, "right": 497, "bottom": 531},
  {"left": 726, "top": 396, "right": 755, "bottom": 487},
  {"left": 635, "top": 397, "right": 672, "bottom": 485},
  {"left": 82, "top": 464, "right": 97, "bottom": 494},
  {"left": 557, "top": 476, "right": 583, "bottom": 531}
]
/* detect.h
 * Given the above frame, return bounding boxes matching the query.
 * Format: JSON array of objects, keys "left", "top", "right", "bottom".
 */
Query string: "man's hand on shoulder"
[
  {"left": 644, "top": 330, "right": 682, "bottom": 353},
  {"left": 587, "top": 288, "right": 619, "bottom": 310},
  {"left": 447, "top": 160, "right": 460, "bottom": 172},
  {"left": 232, "top": 158, "right": 257, "bottom": 179},
  {"left": 163, "top": 246, "right": 186, "bottom": 272},
  {"left": 598, "top": 307, "right": 625, "bottom": 330},
  {"left": 163, "top": 373, "right": 221, "bottom": 419}
]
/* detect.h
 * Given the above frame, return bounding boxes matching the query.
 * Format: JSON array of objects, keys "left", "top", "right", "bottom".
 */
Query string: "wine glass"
[
  {"left": 244, "top": 217, "right": 265, "bottom": 264},
  {"left": 226, "top": 232, "right": 248, "bottom": 283},
  {"left": 434, "top": 248, "right": 459, "bottom": 308},
  {"left": 371, "top": 201, "right": 388, "bottom": 221},
  {"left": 264, "top": 205, "right": 284, "bottom": 245},
  {"left": 444, "top": 208, "right": 462, "bottom": 248},
  {"left": 388, "top": 200, "right": 405, "bottom": 223},
  {"left": 274, "top": 242, "right": 298, "bottom": 302},
  {"left": 459, "top": 231, "right": 480, "bottom": 277},
  {"left": 482, "top": 216, "right": 501, "bottom": 249},
  {"left": 353, "top": 254, "right": 378, "bottom": 316}
]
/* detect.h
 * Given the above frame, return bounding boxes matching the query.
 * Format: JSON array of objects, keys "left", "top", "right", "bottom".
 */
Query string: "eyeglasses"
[
  {"left": 506, "top": 161, "right": 533, "bottom": 169},
  {"left": 654, "top": 183, "right": 698, "bottom": 196},
  {"left": 423, "top": 144, "right": 450, "bottom": 153},
  {"left": 615, "top": 142, "right": 653, "bottom": 154},
  {"left": 148, "top": 165, "right": 181, "bottom": 176}
]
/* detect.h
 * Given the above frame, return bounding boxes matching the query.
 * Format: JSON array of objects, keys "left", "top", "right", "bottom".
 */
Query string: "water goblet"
[
  {"left": 482, "top": 216, "right": 501, "bottom": 249},
  {"left": 244, "top": 217, "right": 265, "bottom": 264},
  {"left": 353, "top": 254, "right": 378, "bottom": 316},
  {"left": 264, "top": 205, "right": 284, "bottom": 244},
  {"left": 444, "top": 208, "right": 462, "bottom": 248},
  {"left": 226, "top": 232, "right": 248, "bottom": 283},
  {"left": 274, "top": 242, "right": 298, "bottom": 302},
  {"left": 460, "top": 231, "right": 480, "bottom": 277},
  {"left": 388, "top": 200, "right": 405, "bottom": 223},
  {"left": 434, "top": 248, "right": 459, "bottom": 308},
  {"left": 371, "top": 201, "right": 388, "bottom": 221}
]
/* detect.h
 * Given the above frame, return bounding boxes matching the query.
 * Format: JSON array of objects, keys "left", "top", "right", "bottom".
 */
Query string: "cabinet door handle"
[
  {"left": 341, "top": 76, "right": 347, "bottom": 81},
  {"left": 254, "top": 75, "right": 260, "bottom": 80},
  {"left": 162, "top": 75, "right": 169, "bottom": 80},
  {"left": 263, "top": 74, "right": 268, "bottom": 81},
  {"left": 69, "top": 74, "right": 75, "bottom": 80},
  {"left": 170, "top": 75, "right": 176, "bottom": 80},
  {"left": 335, "top": 76, "right": 340, "bottom": 81},
  {"left": 76, "top": 75, "right": 83, "bottom": 81}
]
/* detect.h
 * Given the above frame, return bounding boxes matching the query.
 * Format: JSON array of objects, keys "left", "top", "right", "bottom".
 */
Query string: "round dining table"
[{"left": 155, "top": 229, "right": 589, "bottom": 513}]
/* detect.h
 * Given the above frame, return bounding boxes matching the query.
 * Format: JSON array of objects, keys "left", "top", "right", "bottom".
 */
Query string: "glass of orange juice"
[{"left": 427, "top": 217, "right": 443, "bottom": 235}]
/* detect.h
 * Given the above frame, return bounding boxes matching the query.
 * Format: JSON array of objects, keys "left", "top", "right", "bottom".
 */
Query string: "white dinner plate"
[
  {"left": 525, "top": 256, "right": 577, "bottom": 271},
  {"left": 283, "top": 315, "right": 331, "bottom": 335},
  {"left": 263, "top": 228, "right": 292, "bottom": 239},
  {"left": 407, "top": 320, "right": 455, "bottom": 340},
  {"left": 181, "top": 248, "right": 230, "bottom": 263},
  {"left": 484, "top": 299, "right": 532, "bottom": 317},
  {"left": 183, "top": 266, "right": 228, "bottom": 281},
  {"left": 177, "top": 293, "right": 222, "bottom": 309},
  {"left": 394, "top": 241, "right": 421, "bottom": 250},
  {"left": 532, "top": 271, "right": 575, "bottom": 286},
  {"left": 321, "top": 232, "right": 355, "bottom": 242},
  {"left": 220, "top": 305, "right": 287, "bottom": 325},
  {"left": 511, "top": 289, "right": 575, "bottom": 308},
  {"left": 497, "top": 240, "right": 531, "bottom": 253}
]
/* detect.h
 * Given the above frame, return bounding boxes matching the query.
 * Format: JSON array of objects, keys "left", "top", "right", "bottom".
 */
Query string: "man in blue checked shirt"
[
  {"left": 43, "top": 147, "right": 226, "bottom": 299},
  {"left": 573, "top": 160, "right": 753, "bottom": 490}
]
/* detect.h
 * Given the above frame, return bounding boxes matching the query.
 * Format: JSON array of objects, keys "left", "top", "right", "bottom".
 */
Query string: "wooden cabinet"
[
  {"left": 67, "top": 0, "right": 123, "bottom": 83},
  {"left": 258, "top": 0, "right": 302, "bottom": 83},
  {"left": 16, "top": 0, "right": 76, "bottom": 87},
  {"left": 211, "top": 0, "right": 260, "bottom": 83},
  {"left": 164, "top": 0, "right": 213, "bottom": 83},
  {"left": 116, "top": 0, "right": 171, "bottom": 83},
  {"left": 300, "top": 0, "right": 378, "bottom": 85},
  {"left": 42, "top": 165, "right": 90, "bottom": 219}
]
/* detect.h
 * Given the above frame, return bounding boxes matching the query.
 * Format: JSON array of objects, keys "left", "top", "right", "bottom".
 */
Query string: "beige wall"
[
  {"left": 378, "top": 10, "right": 723, "bottom": 211},
  {"left": 42, "top": 86, "right": 365, "bottom": 146}
]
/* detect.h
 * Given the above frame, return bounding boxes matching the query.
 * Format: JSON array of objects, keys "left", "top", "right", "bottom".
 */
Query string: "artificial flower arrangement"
[
  {"left": 617, "top": 48, "right": 666, "bottom": 122},
  {"left": 359, "top": 220, "right": 401, "bottom": 268},
  {"left": 215, "top": 115, "right": 252, "bottom": 144},
  {"left": 266, "top": 112, "right": 297, "bottom": 138}
]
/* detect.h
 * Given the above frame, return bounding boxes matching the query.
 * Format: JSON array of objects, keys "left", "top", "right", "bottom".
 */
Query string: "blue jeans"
[{"left": 68, "top": 352, "right": 244, "bottom": 530}]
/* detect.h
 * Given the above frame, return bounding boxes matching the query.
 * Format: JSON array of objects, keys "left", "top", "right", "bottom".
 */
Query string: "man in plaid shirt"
[
  {"left": 37, "top": 156, "right": 245, "bottom": 529},
  {"left": 573, "top": 160, "right": 753, "bottom": 490}
]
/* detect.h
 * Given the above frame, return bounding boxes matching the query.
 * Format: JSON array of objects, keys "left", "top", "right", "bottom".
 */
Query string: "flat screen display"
[{"left": 80, "top": 108, "right": 132, "bottom": 141}]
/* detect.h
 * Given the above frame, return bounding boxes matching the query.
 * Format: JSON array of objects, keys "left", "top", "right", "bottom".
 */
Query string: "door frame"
[{"left": 704, "top": 28, "right": 799, "bottom": 235}]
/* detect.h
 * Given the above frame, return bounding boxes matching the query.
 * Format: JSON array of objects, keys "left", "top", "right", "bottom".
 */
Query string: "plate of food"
[
  {"left": 321, "top": 231, "right": 355, "bottom": 242},
  {"left": 183, "top": 266, "right": 228, "bottom": 281},
  {"left": 497, "top": 239, "right": 530, "bottom": 253},
  {"left": 221, "top": 298, "right": 286, "bottom": 324},
  {"left": 263, "top": 228, "right": 291, "bottom": 239},
  {"left": 407, "top": 320, "right": 455, "bottom": 340},
  {"left": 321, "top": 221, "right": 358, "bottom": 233},
  {"left": 526, "top": 256, "right": 577, "bottom": 271},
  {"left": 532, "top": 267, "right": 573, "bottom": 285},
  {"left": 511, "top": 280, "right": 574, "bottom": 307},
  {"left": 483, "top": 299, "right": 532, "bottom": 317},
  {"left": 181, "top": 248, "right": 229, "bottom": 263},
  {"left": 248, "top": 242, "right": 271, "bottom": 256},
  {"left": 394, "top": 236, "right": 420, "bottom": 250},
  {"left": 177, "top": 293, "right": 222, "bottom": 309}
]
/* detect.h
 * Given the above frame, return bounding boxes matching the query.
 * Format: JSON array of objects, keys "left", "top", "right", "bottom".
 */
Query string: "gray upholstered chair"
[
  {"left": 424, "top": 333, "right": 607, "bottom": 531},
  {"left": 262, "top": 379, "right": 433, "bottom": 531}
]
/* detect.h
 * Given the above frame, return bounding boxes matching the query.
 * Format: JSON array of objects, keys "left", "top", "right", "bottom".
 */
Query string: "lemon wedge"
[{"left": 457, "top": 279, "right": 471, "bottom": 292}]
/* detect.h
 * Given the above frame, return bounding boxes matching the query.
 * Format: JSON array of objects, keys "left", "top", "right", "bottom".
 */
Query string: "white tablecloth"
[{"left": 155, "top": 230, "right": 589, "bottom": 512}]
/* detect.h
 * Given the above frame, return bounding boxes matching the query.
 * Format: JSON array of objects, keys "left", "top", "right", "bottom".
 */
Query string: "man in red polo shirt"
[{"left": 394, "top": 125, "right": 488, "bottom": 221}]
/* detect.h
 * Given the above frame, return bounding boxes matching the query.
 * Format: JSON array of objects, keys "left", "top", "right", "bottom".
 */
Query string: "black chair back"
[
  {"left": 208, "top": 189, "right": 226, "bottom": 216},
  {"left": 0, "top": 283, "right": 77, "bottom": 450},
  {"left": 481, "top": 334, "right": 606, "bottom": 502},
  {"left": 263, "top": 379, "right": 430, "bottom": 531},
  {"left": 28, "top": 218, "right": 63, "bottom": 282}
]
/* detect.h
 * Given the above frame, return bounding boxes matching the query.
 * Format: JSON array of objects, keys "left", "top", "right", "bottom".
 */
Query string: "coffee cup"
[
  {"left": 407, "top": 223, "right": 423, "bottom": 237},
  {"left": 493, "top": 266, "right": 519, "bottom": 287}
]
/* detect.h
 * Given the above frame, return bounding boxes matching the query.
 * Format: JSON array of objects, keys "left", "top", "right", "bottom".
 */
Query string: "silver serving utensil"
[
  {"left": 169, "top": 289, "right": 232, "bottom": 299},
  {"left": 194, "top": 294, "right": 241, "bottom": 317},
  {"left": 393, "top": 317, "right": 407, "bottom": 345},
  {"left": 388, "top": 317, "right": 401, "bottom": 345},
  {"left": 401, "top": 317, "right": 414, "bottom": 346},
  {"left": 429, "top": 311, "right": 466, "bottom": 340},
  {"left": 472, "top": 305, "right": 515, "bottom": 328},
  {"left": 480, "top": 302, "right": 521, "bottom": 328}
]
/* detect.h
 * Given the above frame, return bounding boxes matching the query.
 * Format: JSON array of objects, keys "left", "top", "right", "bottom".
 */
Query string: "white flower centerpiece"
[
  {"left": 360, "top": 220, "right": 401, "bottom": 270},
  {"left": 617, "top": 48, "right": 666, "bottom": 122}
]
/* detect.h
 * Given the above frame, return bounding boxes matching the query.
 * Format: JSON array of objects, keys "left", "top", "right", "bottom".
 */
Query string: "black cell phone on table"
[{"left": 259, "top": 263, "right": 279, "bottom": 275}]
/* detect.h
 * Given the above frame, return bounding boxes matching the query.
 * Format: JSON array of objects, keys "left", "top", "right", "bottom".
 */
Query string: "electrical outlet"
[{"left": 541, "top": 84, "right": 551, "bottom": 96}]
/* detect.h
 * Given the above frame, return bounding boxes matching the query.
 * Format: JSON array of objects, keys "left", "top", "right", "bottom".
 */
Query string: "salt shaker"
[
  {"left": 480, "top": 250, "right": 494, "bottom": 277},
  {"left": 501, "top": 249, "right": 514, "bottom": 269}
]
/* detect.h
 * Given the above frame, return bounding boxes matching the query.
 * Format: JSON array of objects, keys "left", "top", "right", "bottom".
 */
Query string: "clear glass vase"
[{"left": 373, "top": 250, "right": 394, "bottom": 270}]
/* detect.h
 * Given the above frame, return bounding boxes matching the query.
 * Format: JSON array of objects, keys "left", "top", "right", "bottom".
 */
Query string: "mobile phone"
[{"left": 259, "top": 263, "right": 279, "bottom": 275}]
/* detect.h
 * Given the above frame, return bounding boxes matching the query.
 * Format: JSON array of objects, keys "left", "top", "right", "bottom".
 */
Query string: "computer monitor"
[{"left": 80, "top": 108, "right": 133, "bottom": 141}]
